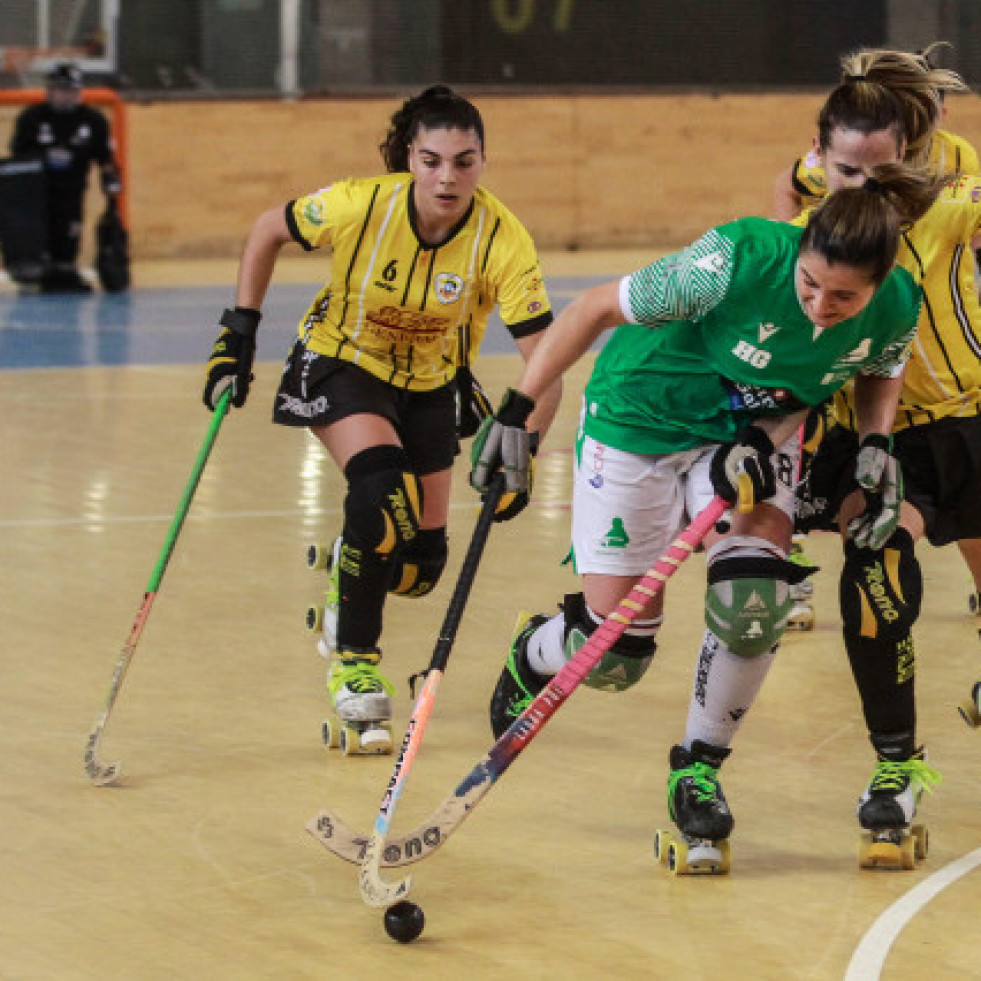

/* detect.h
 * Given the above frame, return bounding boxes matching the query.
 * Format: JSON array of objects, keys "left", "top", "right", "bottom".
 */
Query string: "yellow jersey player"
[
  {"left": 203, "top": 86, "right": 561, "bottom": 755},
  {"left": 780, "top": 47, "right": 981, "bottom": 867}
]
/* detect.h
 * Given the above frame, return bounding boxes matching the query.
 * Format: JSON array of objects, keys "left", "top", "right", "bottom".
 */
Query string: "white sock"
[
  {"left": 684, "top": 629, "right": 777, "bottom": 749},
  {"left": 526, "top": 606, "right": 662, "bottom": 677}
]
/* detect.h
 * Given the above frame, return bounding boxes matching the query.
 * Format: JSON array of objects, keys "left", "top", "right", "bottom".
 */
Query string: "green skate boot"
[{"left": 323, "top": 645, "right": 395, "bottom": 755}]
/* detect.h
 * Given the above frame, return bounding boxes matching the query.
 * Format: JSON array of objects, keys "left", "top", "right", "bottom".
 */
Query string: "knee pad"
[
  {"left": 389, "top": 527, "right": 448, "bottom": 597},
  {"left": 840, "top": 528, "right": 921, "bottom": 642},
  {"left": 561, "top": 592, "right": 658, "bottom": 692},
  {"left": 343, "top": 445, "right": 422, "bottom": 556},
  {"left": 705, "top": 536, "right": 795, "bottom": 658}
]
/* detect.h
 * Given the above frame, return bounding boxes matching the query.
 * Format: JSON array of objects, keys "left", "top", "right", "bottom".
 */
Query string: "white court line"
[{"left": 845, "top": 846, "right": 981, "bottom": 980}]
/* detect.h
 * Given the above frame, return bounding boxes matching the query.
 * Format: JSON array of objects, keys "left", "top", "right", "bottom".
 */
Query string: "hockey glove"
[
  {"left": 203, "top": 307, "right": 260, "bottom": 410},
  {"left": 709, "top": 425, "right": 777, "bottom": 508},
  {"left": 470, "top": 388, "right": 536, "bottom": 521},
  {"left": 846, "top": 433, "right": 903, "bottom": 550},
  {"left": 455, "top": 365, "right": 494, "bottom": 439},
  {"left": 101, "top": 165, "right": 123, "bottom": 197}
]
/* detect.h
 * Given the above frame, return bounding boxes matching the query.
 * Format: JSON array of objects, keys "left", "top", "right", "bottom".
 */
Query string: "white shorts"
[{"left": 571, "top": 429, "right": 799, "bottom": 576}]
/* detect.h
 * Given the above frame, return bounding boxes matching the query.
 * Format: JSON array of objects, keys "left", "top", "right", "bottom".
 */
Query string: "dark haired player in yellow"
[
  {"left": 774, "top": 47, "right": 981, "bottom": 864},
  {"left": 202, "top": 85, "right": 560, "bottom": 754}
]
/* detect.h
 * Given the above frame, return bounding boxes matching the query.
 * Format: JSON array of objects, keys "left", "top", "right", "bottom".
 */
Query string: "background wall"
[{"left": 127, "top": 92, "right": 981, "bottom": 259}]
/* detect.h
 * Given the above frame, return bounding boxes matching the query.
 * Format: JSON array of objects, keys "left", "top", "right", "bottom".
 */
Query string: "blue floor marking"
[{"left": 0, "top": 276, "right": 606, "bottom": 370}]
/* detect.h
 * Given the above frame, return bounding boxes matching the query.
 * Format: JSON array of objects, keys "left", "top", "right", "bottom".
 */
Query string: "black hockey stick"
[
  {"left": 308, "top": 476, "right": 504, "bottom": 904},
  {"left": 307, "top": 494, "right": 727, "bottom": 869}
]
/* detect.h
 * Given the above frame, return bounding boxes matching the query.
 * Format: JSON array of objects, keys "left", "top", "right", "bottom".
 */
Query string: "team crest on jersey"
[
  {"left": 303, "top": 199, "right": 324, "bottom": 225},
  {"left": 434, "top": 272, "right": 464, "bottom": 304}
]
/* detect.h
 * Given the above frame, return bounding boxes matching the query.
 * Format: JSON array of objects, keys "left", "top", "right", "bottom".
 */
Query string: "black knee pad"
[
  {"left": 390, "top": 527, "right": 448, "bottom": 597},
  {"left": 343, "top": 445, "right": 422, "bottom": 556},
  {"left": 840, "top": 528, "right": 921, "bottom": 642},
  {"left": 561, "top": 592, "right": 657, "bottom": 692}
]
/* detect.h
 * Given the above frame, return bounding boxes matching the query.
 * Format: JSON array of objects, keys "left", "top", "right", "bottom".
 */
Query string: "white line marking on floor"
[{"left": 845, "top": 845, "right": 981, "bottom": 980}]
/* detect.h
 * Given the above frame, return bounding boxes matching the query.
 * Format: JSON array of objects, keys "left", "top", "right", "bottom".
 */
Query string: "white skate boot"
[
  {"left": 323, "top": 646, "right": 394, "bottom": 755},
  {"left": 786, "top": 536, "right": 815, "bottom": 630}
]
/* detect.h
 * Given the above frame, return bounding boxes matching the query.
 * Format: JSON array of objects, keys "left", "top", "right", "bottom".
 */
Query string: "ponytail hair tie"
[{"left": 845, "top": 73, "right": 868, "bottom": 82}]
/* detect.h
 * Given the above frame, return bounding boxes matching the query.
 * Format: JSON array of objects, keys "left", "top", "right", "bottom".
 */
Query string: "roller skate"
[
  {"left": 786, "top": 536, "right": 815, "bottom": 631},
  {"left": 323, "top": 646, "right": 395, "bottom": 755},
  {"left": 969, "top": 590, "right": 981, "bottom": 640},
  {"left": 489, "top": 612, "right": 548, "bottom": 739},
  {"left": 654, "top": 741, "right": 733, "bottom": 875},
  {"left": 958, "top": 681, "right": 981, "bottom": 728},
  {"left": 306, "top": 536, "right": 341, "bottom": 659},
  {"left": 856, "top": 747, "right": 940, "bottom": 870}
]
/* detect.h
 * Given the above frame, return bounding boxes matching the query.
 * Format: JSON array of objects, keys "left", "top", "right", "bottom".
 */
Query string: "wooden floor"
[{"left": 2, "top": 258, "right": 981, "bottom": 980}]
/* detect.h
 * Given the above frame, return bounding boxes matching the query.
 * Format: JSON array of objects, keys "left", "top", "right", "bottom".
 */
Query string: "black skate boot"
[
  {"left": 489, "top": 613, "right": 548, "bottom": 739},
  {"left": 655, "top": 740, "right": 733, "bottom": 875},
  {"left": 856, "top": 738, "right": 939, "bottom": 869}
]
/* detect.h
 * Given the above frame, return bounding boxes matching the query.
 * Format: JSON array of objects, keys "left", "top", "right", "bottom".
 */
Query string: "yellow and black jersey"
[
  {"left": 789, "top": 132, "right": 981, "bottom": 430},
  {"left": 285, "top": 172, "right": 552, "bottom": 391},
  {"left": 790, "top": 128, "right": 980, "bottom": 206}
]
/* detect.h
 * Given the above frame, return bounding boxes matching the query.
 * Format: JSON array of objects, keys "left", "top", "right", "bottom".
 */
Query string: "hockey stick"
[
  {"left": 84, "top": 389, "right": 233, "bottom": 785},
  {"left": 342, "top": 477, "right": 504, "bottom": 905},
  {"left": 307, "top": 494, "right": 728, "bottom": 870}
]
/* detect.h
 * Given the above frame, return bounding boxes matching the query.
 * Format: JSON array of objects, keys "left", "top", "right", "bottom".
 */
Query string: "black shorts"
[
  {"left": 799, "top": 415, "right": 981, "bottom": 545},
  {"left": 272, "top": 337, "right": 458, "bottom": 476}
]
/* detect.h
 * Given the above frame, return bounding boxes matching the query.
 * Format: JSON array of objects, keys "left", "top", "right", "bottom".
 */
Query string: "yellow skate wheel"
[
  {"left": 653, "top": 829, "right": 672, "bottom": 866},
  {"left": 899, "top": 834, "right": 916, "bottom": 870},
  {"left": 911, "top": 824, "right": 928, "bottom": 860},
  {"left": 307, "top": 543, "right": 334, "bottom": 571},
  {"left": 306, "top": 604, "right": 324, "bottom": 632},
  {"left": 321, "top": 719, "right": 340, "bottom": 749},
  {"left": 668, "top": 839, "right": 690, "bottom": 875},
  {"left": 716, "top": 839, "right": 732, "bottom": 874},
  {"left": 340, "top": 725, "right": 361, "bottom": 756}
]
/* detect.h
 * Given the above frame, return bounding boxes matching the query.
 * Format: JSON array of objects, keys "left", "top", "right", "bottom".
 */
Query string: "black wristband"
[
  {"left": 860, "top": 433, "right": 892, "bottom": 452},
  {"left": 736, "top": 425, "right": 775, "bottom": 457},
  {"left": 220, "top": 307, "right": 261, "bottom": 338},
  {"left": 496, "top": 388, "right": 536, "bottom": 427}
]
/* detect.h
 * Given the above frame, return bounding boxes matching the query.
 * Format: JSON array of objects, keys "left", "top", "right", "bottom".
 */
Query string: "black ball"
[{"left": 383, "top": 900, "right": 425, "bottom": 943}]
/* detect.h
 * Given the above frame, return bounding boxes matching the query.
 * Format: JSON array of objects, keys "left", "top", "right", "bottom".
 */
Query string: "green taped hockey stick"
[{"left": 84, "top": 389, "right": 233, "bottom": 785}]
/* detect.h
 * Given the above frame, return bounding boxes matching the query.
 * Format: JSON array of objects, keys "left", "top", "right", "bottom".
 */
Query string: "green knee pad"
[
  {"left": 705, "top": 563, "right": 792, "bottom": 658},
  {"left": 566, "top": 625, "right": 656, "bottom": 692}
]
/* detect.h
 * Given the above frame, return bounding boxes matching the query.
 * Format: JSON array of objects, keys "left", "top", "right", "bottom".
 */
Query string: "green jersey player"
[{"left": 470, "top": 160, "right": 945, "bottom": 872}]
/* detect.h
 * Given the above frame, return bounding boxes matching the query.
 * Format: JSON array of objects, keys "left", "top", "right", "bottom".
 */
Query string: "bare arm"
[
  {"left": 852, "top": 371, "right": 904, "bottom": 438},
  {"left": 514, "top": 331, "right": 562, "bottom": 443},
  {"left": 515, "top": 280, "right": 624, "bottom": 402},
  {"left": 773, "top": 163, "right": 803, "bottom": 221},
  {"left": 235, "top": 206, "right": 296, "bottom": 311}
]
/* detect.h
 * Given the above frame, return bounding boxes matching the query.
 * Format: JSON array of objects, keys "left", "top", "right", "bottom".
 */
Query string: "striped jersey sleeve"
[{"left": 620, "top": 228, "right": 735, "bottom": 326}]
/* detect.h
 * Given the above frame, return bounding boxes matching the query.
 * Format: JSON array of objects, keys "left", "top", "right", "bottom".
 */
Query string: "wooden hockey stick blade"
[{"left": 307, "top": 495, "right": 726, "bottom": 868}]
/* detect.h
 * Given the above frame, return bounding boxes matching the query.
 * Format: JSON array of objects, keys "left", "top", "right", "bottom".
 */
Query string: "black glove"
[
  {"left": 101, "top": 165, "right": 122, "bottom": 197},
  {"left": 710, "top": 425, "right": 776, "bottom": 506},
  {"left": 203, "top": 307, "right": 260, "bottom": 410},
  {"left": 470, "top": 388, "right": 536, "bottom": 521}
]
